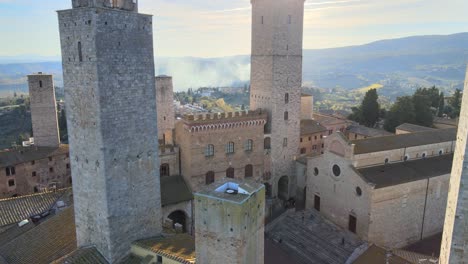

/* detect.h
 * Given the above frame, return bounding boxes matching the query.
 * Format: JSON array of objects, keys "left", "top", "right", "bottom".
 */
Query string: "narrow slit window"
[
  {"left": 39, "top": 80, "right": 43, "bottom": 88},
  {"left": 78, "top": 41, "right": 83, "bottom": 62},
  {"left": 261, "top": 16, "right": 264, "bottom": 24}
]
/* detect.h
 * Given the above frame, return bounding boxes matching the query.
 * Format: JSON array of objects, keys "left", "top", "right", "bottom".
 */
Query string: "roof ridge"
[{"left": 0, "top": 188, "right": 71, "bottom": 202}]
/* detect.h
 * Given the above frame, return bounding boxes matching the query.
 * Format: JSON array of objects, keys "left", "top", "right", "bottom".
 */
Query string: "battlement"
[
  {"left": 72, "top": 0, "right": 138, "bottom": 12},
  {"left": 180, "top": 109, "right": 267, "bottom": 133}
]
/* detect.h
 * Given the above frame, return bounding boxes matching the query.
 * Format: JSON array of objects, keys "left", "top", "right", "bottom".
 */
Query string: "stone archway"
[
  {"left": 278, "top": 176, "right": 289, "bottom": 201},
  {"left": 168, "top": 210, "right": 187, "bottom": 233}
]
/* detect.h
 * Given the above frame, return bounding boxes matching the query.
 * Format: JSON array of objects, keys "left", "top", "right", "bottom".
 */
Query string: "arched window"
[
  {"left": 245, "top": 139, "right": 253, "bottom": 152},
  {"left": 205, "top": 171, "right": 215, "bottom": 185},
  {"left": 226, "top": 167, "right": 235, "bottom": 178},
  {"left": 264, "top": 137, "right": 271, "bottom": 150},
  {"left": 245, "top": 164, "right": 253, "bottom": 178},
  {"left": 226, "top": 142, "right": 235, "bottom": 154},
  {"left": 160, "top": 163, "right": 170, "bottom": 177},
  {"left": 284, "top": 111, "right": 289, "bottom": 120},
  {"left": 205, "top": 144, "right": 214, "bottom": 157},
  {"left": 285, "top": 93, "right": 289, "bottom": 103}
]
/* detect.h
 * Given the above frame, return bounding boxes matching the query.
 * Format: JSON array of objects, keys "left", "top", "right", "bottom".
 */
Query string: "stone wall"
[
  {"left": 174, "top": 111, "right": 266, "bottom": 191},
  {"left": 58, "top": 4, "right": 161, "bottom": 262},
  {"left": 299, "top": 132, "right": 324, "bottom": 156},
  {"left": 301, "top": 95, "right": 313, "bottom": 120},
  {"left": 28, "top": 74, "right": 60, "bottom": 148}
]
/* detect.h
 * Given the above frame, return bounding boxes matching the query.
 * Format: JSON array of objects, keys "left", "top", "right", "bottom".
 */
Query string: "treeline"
[{"left": 349, "top": 87, "right": 462, "bottom": 132}]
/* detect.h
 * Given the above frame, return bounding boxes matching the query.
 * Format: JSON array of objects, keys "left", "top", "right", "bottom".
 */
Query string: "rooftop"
[
  {"left": 181, "top": 109, "right": 267, "bottom": 125},
  {"left": 300, "top": 119, "right": 327, "bottom": 135},
  {"left": 195, "top": 178, "right": 264, "bottom": 204},
  {"left": 313, "top": 113, "right": 349, "bottom": 126},
  {"left": 357, "top": 154, "right": 453, "bottom": 189},
  {"left": 0, "top": 145, "right": 69, "bottom": 168},
  {"left": 351, "top": 128, "right": 456, "bottom": 154},
  {"left": 347, "top": 124, "right": 393, "bottom": 137},
  {"left": 133, "top": 234, "right": 196, "bottom": 264},
  {"left": 160, "top": 175, "right": 193, "bottom": 206},
  {"left": 395, "top": 123, "right": 436, "bottom": 133}
]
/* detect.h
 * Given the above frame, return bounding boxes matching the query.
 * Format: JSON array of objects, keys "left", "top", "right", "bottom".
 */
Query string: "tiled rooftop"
[{"left": 133, "top": 234, "right": 196, "bottom": 264}]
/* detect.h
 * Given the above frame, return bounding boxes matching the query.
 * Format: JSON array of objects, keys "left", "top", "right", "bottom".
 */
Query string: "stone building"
[
  {"left": 440, "top": 66, "right": 468, "bottom": 264},
  {"left": 194, "top": 179, "right": 265, "bottom": 264},
  {"left": 304, "top": 129, "right": 456, "bottom": 248},
  {"left": 174, "top": 110, "right": 267, "bottom": 192},
  {"left": 249, "top": 0, "right": 304, "bottom": 199},
  {"left": 313, "top": 113, "right": 350, "bottom": 136},
  {"left": 299, "top": 120, "right": 327, "bottom": 156},
  {"left": 346, "top": 124, "right": 393, "bottom": 140},
  {"left": 156, "top": 75, "right": 175, "bottom": 145},
  {"left": 28, "top": 73, "right": 60, "bottom": 148},
  {"left": 58, "top": 0, "right": 162, "bottom": 261},
  {"left": 301, "top": 93, "right": 314, "bottom": 120},
  {"left": 395, "top": 123, "right": 435, "bottom": 135}
]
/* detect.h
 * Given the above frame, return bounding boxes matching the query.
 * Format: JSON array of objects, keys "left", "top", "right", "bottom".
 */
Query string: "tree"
[
  {"left": 384, "top": 96, "right": 416, "bottom": 132},
  {"left": 412, "top": 93, "right": 433, "bottom": 127},
  {"left": 438, "top": 92, "right": 445, "bottom": 117},
  {"left": 449, "top": 89, "right": 462, "bottom": 118},
  {"left": 348, "top": 89, "right": 380, "bottom": 127}
]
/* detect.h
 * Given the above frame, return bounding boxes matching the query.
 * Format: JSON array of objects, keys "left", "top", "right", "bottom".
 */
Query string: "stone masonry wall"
[
  {"left": 28, "top": 74, "right": 60, "bottom": 148},
  {"left": 58, "top": 5, "right": 161, "bottom": 262},
  {"left": 156, "top": 75, "right": 175, "bottom": 145}
]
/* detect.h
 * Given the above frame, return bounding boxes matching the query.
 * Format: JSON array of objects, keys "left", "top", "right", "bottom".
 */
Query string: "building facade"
[
  {"left": 175, "top": 110, "right": 267, "bottom": 192},
  {"left": 305, "top": 129, "right": 456, "bottom": 248},
  {"left": 299, "top": 120, "right": 327, "bottom": 156},
  {"left": 58, "top": 0, "right": 162, "bottom": 262},
  {"left": 249, "top": 0, "right": 304, "bottom": 199}
]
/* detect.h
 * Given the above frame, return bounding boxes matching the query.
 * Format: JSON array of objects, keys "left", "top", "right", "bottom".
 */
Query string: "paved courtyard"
[{"left": 266, "top": 209, "right": 366, "bottom": 264}]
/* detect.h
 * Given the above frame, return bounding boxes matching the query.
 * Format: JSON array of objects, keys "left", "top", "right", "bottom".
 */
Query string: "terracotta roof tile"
[{"left": 133, "top": 234, "right": 195, "bottom": 264}]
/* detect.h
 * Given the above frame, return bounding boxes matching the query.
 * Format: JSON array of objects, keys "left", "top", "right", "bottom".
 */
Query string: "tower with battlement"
[
  {"left": 250, "top": 0, "right": 304, "bottom": 198},
  {"left": 28, "top": 73, "right": 60, "bottom": 148},
  {"left": 440, "top": 66, "right": 468, "bottom": 263},
  {"left": 58, "top": 1, "right": 161, "bottom": 262},
  {"left": 156, "top": 75, "right": 175, "bottom": 145}
]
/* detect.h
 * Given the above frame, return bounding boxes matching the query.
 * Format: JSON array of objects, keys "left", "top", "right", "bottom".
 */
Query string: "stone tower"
[
  {"left": 250, "top": 0, "right": 304, "bottom": 197},
  {"left": 28, "top": 73, "right": 60, "bottom": 147},
  {"left": 57, "top": 1, "right": 161, "bottom": 262},
  {"left": 440, "top": 66, "right": 468, "bottom": 263},
  {"left": 155, "top": 75, "right": 175, "bottom": 145},
  {"left": 194, "top": 180, "right": 265, "bottom": 264}
]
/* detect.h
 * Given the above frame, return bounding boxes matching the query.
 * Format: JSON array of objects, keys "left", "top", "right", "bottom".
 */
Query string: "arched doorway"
[
  {"left": 278, "top": 176, "right": 289, "bottom": 201},
  {"left": 226, "top": 167, "right": 235, "bottom": 178},
  {"left": 168, "top": 210, "right": 187, "bottom": 233},
  {"left": 245, "top": 164, "right": 253, "bottom": 178},
  {"left": 160, "top": 163, "right": 170, "bottom": 177},
  {"left": 206, "top": 171, "right": 215, "bottom": 185}
]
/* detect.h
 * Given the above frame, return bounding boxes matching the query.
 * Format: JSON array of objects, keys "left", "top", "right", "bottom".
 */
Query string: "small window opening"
[
  {"left": 39, "top": 80, "right": 43, "bottom": 88},
  {"left": 78, "top": 41, "right": 83, "bottom": 62},
  {"left": 288, "top": 15, "right": 292, "bottom": 24},
  {"left": 285, "top": 93, "right": 289, "bottom": 104},
  {"left": 284, "top": 111, "right": 289, "bottom": 120}
]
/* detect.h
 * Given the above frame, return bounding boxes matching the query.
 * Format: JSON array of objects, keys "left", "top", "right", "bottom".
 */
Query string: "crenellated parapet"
[{"left": 181, "top": 109, "right": 267, "bottom": 133}]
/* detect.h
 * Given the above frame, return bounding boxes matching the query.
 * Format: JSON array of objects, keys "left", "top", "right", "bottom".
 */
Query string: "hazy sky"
[{"left": 0, "top": 0, "right": 467, "bottom": 58}]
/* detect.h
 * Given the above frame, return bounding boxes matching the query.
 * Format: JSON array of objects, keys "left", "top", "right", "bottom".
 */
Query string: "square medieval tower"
[
  {"left": 250, "top": 0, "right": 305, "bottom": 198},
  {"left": 57, "top": 0, "right": 162, "bottom": 262}
]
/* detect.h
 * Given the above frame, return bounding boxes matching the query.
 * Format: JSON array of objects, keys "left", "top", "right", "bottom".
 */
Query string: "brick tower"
[
  {"left": 28, "top": 73, "right": 60, "bottom": 147},
  {"left": 249, "top": 0, "right": 304, "bottom": 198},
  {"left": 58, "top": 0, "right": 161, "bottom": 262},
  {"left": 440, "top": 66, "right": 468, "bottom": 263},
  {"left": 155, "top": 75, "right": 175, "bottom": 145}
]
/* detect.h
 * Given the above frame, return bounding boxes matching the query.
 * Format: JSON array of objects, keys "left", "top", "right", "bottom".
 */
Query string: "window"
[
  {"left": 160, "top": 163, "right": 170, "bottom": 177},
  {"left": 39, "top": 80, "right": 43, "bottom": 88},
  {"left": 312, "top": 145, "right": 317, "bottom": 150},
  {"left": 332, "top": 165, "right": 341, "bottom": 177},
  {"left": 283, "top": 138, "right": 288, "bottom": 147},
  {"left": 264, "top": 137, "right": 271, "bottom": 150},
  {"left": 8, "top": 180, "right": 15, "bottom": 187},
  {"left": 261, "top": 16, "right": 264, "bottom": 24},
  {"left": 404, "top": 155, "right": 409, "bottom": 161},
  {"left": 308, "top": 137, "right": 311, "bottom": 141},
  {"left": 321, "top": 144, "right": 324, "bottom": 148},
  {"left": 31, "top": 160, "right": 35, "bottom": 165},
  {"left": 300, "top": 148, "right": 306, "bottom": 154},
  {"left": 226, "top": 167, "right": 235, "bottom": 178},
  {"left": 320, "top": 134, "right": 323, "bottom": 139},
  {"left": 314, "top": 167, "right": 319, "bottom": 176},
  {"left": 285, "top": 93, "right": 289, "bottom": 103},
  {"left": 226, "top": 142, "right": 235, "bottom": 154},
  {"left": 314, "top": 136, "right": 317, "bottom": 140},
  {"left": 49, "top": 167, "right": 54, "bottom": 173},
  {"left": 5, "top": 167, "right": 15, "bottom": 176},
  {"left": 66, "top": 163, "right": 70, "bottom": 169},
  {"left": 422, "top": 153, "right": 427, "bottom": 159},
  {"left": 328, "top": 129, "right": 333, "bottom": 135},
  {"left": 354, "top": 134, "right": 358, "bottom": 140},
  {"left": 32, "top": 171, "right": 37, "bottom": 177},
  {"left": 205, "top": 171, "right": 215, "bottom": 185},
  {"left": 157, "top": 255, "right": 163, "bottom": 263},
  {"left": 205, "top": 144, "right": 215, "bottom": 157},
  {"left": 356, "top": 187, "right": 362, "bottom": 196},
  {"left": 245, "top": 164, "right": 253, "bottom": 178},
  {"left": 300, "top": 138, "right": 303, "bottom": 143},
  {"left": 284, "top": 111, "right": 288, "bottom": 120},
  {"left": 78, "top": 41, "right": 83, "bottom": 62},
  {"left": 48, "top": 157, "right": 53, "bottom": 161},
  {"left": 245, "top": 139, "right": 253, "bottom": 152}
]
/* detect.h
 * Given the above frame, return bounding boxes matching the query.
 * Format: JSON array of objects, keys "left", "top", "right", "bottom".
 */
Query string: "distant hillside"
[{"left": 1, "top": 33, "right": 468, "bottom": 98}]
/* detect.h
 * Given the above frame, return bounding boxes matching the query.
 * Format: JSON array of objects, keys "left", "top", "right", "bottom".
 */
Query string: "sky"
[{"left": 0, "top": 0, "right": 467, "bottom": 58}]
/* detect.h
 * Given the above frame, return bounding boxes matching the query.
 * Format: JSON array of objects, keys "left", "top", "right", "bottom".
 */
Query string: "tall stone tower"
[
  {"left": 440, "top": 66, "right": 468, "bottom": 263},
  {"left": 194, "top": 180, "right": 265, "bottom": 264},
  {"left": 250, "top": 0, "right": 304, "bottom": 197},
  {"left": 28, "top": 73, "right": 60, "bottom": 147},
  {"left": 155, "top": 75, "right": 175, "bottom": 145},
  {"left": 57, "top": 0, "right": 162, "bottom": 262}
]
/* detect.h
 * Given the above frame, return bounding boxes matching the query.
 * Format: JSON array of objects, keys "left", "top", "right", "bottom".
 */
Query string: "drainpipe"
[{"left": 420, "top": 178, "right": 430, "bottom": 240}]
